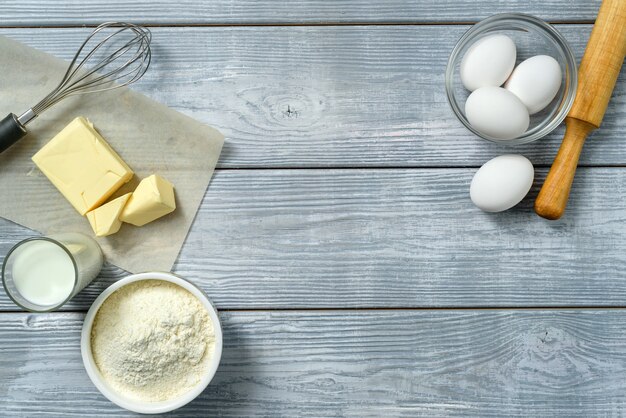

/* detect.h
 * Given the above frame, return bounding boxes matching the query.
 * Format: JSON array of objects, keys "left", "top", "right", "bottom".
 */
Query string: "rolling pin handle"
[
  {"left": 534, "top": 118, "right": 595, "bottom": 220},
  {"left": 0, "top": 113, "right": 27, "bottom": 154}
]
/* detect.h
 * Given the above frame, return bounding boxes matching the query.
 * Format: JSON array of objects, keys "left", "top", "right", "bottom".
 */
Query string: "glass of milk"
[{"left": 2, "top": 233, "right": 103, "bottom": 312}]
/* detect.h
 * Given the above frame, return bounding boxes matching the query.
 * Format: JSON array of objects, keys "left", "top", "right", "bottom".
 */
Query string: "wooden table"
[{"left": 2, "top": 1, "right": 626, "bottom": 416}]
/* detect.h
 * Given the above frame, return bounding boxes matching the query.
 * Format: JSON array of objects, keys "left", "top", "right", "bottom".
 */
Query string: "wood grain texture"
[
  {"left": 0, "top": 1, "right": 602, "bottom": 25},
  {"left": 3, "top": 167, "right": 626, "bottom": 310},
  {"left": 3, "top": 310, "right": 626, "bottom": 417},
  {"left": 0, "top": 25, "right": 624, "bottom": 168}
]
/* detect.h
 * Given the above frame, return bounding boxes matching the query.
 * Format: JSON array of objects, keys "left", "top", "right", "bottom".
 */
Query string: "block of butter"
[
  {"left": 86, "top": 193, "right": 132, "bottom": 237},
  {"left": 120, "top": 174, "right": 176, "bottom": 226},
  {"left": 32, "top": 117, "right": 134, "bottom": 215}
]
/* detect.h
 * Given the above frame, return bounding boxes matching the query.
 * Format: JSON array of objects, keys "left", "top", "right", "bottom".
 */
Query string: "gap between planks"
[
  {"left": 212, "top": 164, "right": 626, "bottom": 171},
  {"left": 0, "top": 21, "right": 595, "bottom": 30},
  {"left": 5, "top": 306, "right": 626, "bottom": 315}
]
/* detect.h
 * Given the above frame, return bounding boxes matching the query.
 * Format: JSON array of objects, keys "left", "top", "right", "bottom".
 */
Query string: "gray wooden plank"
[
  {"left": 0, "top": 0, "right": 602, "bottom": 25},
  {"left": 0, "top": 26, "right": 624, "bottom": 169},
  {"left": 2, "top": 167, "right": 626, "bottom": 310},
  {"left": 2, "top": 309, "right": 626, "bottom": 417}
]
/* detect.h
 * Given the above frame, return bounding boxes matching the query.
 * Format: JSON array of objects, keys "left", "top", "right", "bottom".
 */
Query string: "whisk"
[{"left": 0, "top": 22, "right": 152, "bottom": 153}]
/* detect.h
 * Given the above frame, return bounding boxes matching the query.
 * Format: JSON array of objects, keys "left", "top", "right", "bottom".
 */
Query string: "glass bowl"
[{"left": 445, "top": 13, "right": 577, "bottom": 145}]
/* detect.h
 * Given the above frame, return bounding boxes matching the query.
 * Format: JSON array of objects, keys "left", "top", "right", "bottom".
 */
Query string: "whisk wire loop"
[
  {"left": 0, "top": 21, "right": 151, "bottom": 153},
  {"left": 29, "top": 22, "right": 151, "bottom": 117}
]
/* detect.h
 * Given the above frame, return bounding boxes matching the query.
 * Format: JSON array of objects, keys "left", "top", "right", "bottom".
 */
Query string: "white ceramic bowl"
[{"left": 81, "top": 271, "right": 223, "bottom": 414}]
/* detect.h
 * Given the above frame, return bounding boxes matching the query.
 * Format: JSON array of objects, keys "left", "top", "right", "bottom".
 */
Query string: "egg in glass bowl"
[{"left": 445, "top": 13, "right": 578, "bottom": 145}]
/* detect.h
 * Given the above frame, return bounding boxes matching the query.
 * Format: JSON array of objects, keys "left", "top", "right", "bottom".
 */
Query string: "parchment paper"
[{"left": 0, "top": 35, "right": 224, "bottom": 273}]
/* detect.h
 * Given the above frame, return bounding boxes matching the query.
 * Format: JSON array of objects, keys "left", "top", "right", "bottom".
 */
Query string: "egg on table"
[
  {"left": 470, "top": 154, "right": 534, "bottom": 212},
  {"left": 465, "top": 86, "right": 530, "bottom": 140},
  {"left": 460, "top": 34, "right": 516, "bottom": 91},
  {"left": 505, "top": 55, "right": 562, "bottom": 114}
]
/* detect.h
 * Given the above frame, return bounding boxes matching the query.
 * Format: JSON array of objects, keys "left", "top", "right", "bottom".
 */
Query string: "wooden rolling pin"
[{"left": 534, "top": 0, "right": 626, "bottom": 220}]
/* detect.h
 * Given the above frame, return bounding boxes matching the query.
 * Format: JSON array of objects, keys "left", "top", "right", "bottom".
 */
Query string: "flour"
[{"left": 91, "top": 280, "right": 215, "bottom": 403}]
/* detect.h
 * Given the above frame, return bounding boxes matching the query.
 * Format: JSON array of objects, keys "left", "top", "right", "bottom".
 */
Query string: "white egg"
[
  {"left": 505, "top": 55, "right": 562, "bottom": 115},
  {"left": 470, "top": 155, "right": 534, "bottom": 212},
  {"left": 460, "top": 34, "right": 516, "bottom": 91},
  {"left": 465, "top": 86, "right": 530, "bottom": 140}
]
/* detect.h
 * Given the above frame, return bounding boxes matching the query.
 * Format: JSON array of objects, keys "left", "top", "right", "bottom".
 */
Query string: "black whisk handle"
[{"left": 0, "top": 113, "right": 27, "bottom": 153}]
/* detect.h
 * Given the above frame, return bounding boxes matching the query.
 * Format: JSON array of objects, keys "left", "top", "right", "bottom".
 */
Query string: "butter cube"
[
  {"left": 86, "top": 193, "right": 132, "bottom": 237},
  {"left": 120, "top": 174, "right": 176, "bottom": 226},
  {"left": 32, "top": 117, "right": 133, "bottom": 215}
]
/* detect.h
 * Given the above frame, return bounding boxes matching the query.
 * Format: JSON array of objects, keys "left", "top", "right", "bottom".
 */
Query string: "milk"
[
  {"left": 11, "top": 240, "right": 75, "bottom": 306},
  {"left": 3, "top": 233, "right": 103, "bottom": 311}
]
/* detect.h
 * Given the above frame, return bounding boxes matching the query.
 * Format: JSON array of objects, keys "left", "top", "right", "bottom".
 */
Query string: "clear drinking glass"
[{"left": 2, "top": 232, "right": 103, "bottom": 312}]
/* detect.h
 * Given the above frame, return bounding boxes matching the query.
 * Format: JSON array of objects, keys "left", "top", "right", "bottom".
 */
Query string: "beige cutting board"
[{"left": 0, "top": 35, "right": 224, "bottom": 273}]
